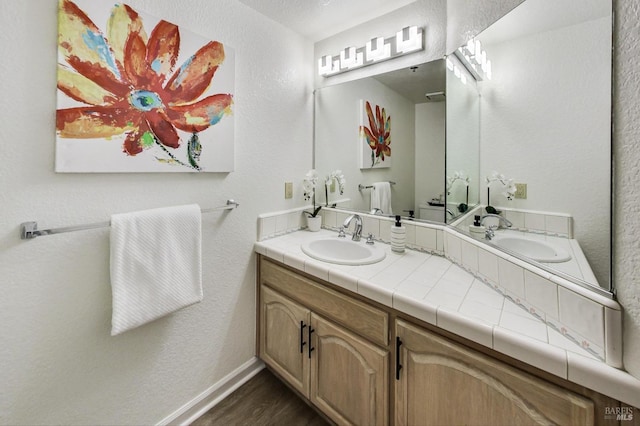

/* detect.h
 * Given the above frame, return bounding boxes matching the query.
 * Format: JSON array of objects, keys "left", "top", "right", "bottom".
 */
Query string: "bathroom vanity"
[{"left": 255, "top": 246, "right": 635, "bottom": 425}]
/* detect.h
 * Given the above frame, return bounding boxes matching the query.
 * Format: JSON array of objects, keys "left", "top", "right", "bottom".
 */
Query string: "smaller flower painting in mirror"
[
  {"left": 359, "top": 99, "right": 391, "bottom": 169},
  {"left": 56, "top": 0, "right": 235, "bottom": 172}
]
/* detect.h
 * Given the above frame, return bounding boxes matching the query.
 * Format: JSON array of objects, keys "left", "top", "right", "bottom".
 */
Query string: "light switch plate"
[
  {"left": 285, "top": 182, "right": 293, "bottom": 199},
  {"left": 515, "top": 183, "right": 527, "bottom": 199}
]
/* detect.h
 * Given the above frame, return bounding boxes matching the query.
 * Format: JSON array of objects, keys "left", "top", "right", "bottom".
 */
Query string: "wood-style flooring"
[{"left": 191, "top": 369, "right": 331, "bottom": 426}]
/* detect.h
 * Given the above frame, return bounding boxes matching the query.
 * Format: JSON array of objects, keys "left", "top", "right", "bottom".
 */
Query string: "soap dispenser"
[
  {"left": 391, "top": 215, "right": 406, "bottom": 253},
  {"left": 469, "top": 215, "right": 485, "bottom": 239}
]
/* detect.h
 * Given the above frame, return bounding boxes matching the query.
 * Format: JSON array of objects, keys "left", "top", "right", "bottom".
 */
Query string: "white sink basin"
[
  {"left": 301, "top": 238, "right": 386, "bottom": 265},
  {"left": 493, "top": 236, "right": 571, "bottom": 263}
]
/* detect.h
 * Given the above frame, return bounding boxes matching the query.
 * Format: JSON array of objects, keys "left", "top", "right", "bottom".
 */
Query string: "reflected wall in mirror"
[
  {"left": 314, "top": 60, "right": 447, "bottom": 221},
  {"left": 447, "top": 0, "right": 612, "bottom": 291},
  {"left": 445, "top": 55, "right": 480, "bottom": 221}
]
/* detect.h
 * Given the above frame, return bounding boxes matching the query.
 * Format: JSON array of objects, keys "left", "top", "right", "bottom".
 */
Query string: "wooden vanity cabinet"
[
  {"left": 260, "top": 285, "right": 310, "bottom": 396},
  {"left": 257, "top": 256, "right": 626, "bottom": 426},
  {"left": 259, "top": 258, "right": 389, "bottom": 426},
  {"left": 310, "top": 314, "right": 389, "bottom": 425},
  {"left": 394, "top": 319, "right": 595, "bottom": 426}
]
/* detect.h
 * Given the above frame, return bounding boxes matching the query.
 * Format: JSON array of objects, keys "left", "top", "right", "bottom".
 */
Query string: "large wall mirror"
[
  {"left": 449, "top": 0, "right": 612, "bottom": 295},
  {"left": 314, "top": 0, "right": 613, "bottom": 295},
  {"left": 314, "top": 60, "right": 446, "bottom": 221}
]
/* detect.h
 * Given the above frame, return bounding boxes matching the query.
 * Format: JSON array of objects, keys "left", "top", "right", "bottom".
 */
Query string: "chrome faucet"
[
  {"left": 480, "top": 214, "right": 512, "bottom": 240},
  {"left": 480, "top": 213, "right": 513, "bottom": 228},
  {"left": 342, "top": 214, "right": 363, "bottom": 241}
]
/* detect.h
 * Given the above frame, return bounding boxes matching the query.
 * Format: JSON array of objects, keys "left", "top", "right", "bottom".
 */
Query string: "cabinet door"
[
  {"left": 310, "top": 314, "right": 389, "bottom": 426},
  {"left": 260, "top": 285, "right": 311, "bottom": 397},
  {"left": 395, "top": 319, "right": 594, "bottom": 426}
]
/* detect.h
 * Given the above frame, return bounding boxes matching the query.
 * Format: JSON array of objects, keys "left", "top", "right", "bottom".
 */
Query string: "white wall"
[
  {"left": 479, "top": 17, "right": 611, "bottom": 285},
  {"left": 0, "top": 1, "right": 312, "bottom": 424},
  {"left": 614, "top": 0, "right": 640, "bottom": 380},
  {"left": 446, "top": 61, "right": 480, "bottom": 212},
  {"left": 415, "top": 102, "right": 445, "bottom": 208},
  {"left": 315, "top": 77, "right": 415, "bottom": 215}
]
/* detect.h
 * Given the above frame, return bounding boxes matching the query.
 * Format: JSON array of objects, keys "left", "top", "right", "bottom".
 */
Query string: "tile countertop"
[{"left": 254, "top": 229, "right": 640, "bottom": 409}]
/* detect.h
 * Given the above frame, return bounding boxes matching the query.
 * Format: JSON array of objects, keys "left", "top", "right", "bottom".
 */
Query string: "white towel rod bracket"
[{"left": 21, "top": 222, "right": 38, "bottom": 240}]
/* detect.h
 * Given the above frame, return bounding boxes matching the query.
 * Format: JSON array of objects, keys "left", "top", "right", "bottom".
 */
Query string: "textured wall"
[
  {"left": 0, "top": 1, "right": 312, "bottom": 424},
  {"left": 614, "top": 0, "right": 640, "bottom": 379},
  {"left": 446, "top": 0, "right": 523, "bottom": 53}
]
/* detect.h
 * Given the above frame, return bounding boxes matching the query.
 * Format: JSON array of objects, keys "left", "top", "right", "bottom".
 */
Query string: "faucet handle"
[
  {"left": 366, "top": 233, "right": 375, "bottom": 245},
  {"left": 485, "top": 227, "right": 495, "bottom": 240},
  {"left": 338, "top": 227, "right": 346, "bottom": 238}
]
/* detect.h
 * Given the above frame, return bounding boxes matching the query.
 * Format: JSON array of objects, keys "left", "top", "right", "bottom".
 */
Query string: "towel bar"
[
  {"left": 358, "top": 181, "right": 396, "bottom": 191},
  {"left": 20, "top": 200, "right": 239, "bottom": 240}
]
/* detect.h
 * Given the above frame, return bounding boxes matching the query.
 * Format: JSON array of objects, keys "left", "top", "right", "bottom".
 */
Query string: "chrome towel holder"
[
  {"left": 20, "top": 199, "right": 239, "bottom": 240},
  {"left": 358, "top": 181, "right": 396, "bottom": 191}
]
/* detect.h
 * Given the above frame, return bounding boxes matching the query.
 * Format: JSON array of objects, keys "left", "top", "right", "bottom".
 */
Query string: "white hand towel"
[
  {"left": 371, "top": 182, "right": 393, "bottom": 215},
  {"left": 110, "top": 204, "right": 202, "bottom": 336}
]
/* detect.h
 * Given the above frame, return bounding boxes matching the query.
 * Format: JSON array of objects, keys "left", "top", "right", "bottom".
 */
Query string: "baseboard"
[{"left": 157, "top": 357, "right": 265, "bottom": 426}]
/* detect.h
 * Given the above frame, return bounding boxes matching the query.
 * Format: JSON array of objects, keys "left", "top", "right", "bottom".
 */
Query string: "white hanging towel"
[
  {"left": 371, "top": 182, "right": 393, "bottom": 215},
  {"left": 109, "top": 204, "right": 203, "bottom": 336}
]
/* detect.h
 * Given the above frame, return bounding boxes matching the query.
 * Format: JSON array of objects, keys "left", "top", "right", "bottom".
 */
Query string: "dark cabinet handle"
[
  {"left": 300, "top": 321, "right": 307, "bottom": 354},
  {"left": 396, "top": 336, "right": 403, "bottom": 380},
  {"left": 308, "top": 326, "right": 315, "bottom": 358}
]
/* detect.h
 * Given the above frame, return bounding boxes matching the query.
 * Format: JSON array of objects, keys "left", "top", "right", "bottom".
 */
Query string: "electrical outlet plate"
[
  {"left": 515, "top": 183, "right": 527, "bottom": 199},
  {"left": 284, "top": 182, "right": 293, "bottom": 199}
]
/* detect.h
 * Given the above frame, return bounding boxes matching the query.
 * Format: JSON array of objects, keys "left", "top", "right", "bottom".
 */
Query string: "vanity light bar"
[
  {"left": 318, "top": 26, "right": 424, "bottom": 77},
  {"left": 365, "top": 36, "right": 389, "bottom": 62},
  {"left": 340, "top": 46, "right": 364, "bottom": 69}
]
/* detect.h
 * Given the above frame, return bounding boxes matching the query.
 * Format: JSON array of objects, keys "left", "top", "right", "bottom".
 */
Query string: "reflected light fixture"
[
  {"left": 318, "top": 26, "right": 424, "bottom": 77},
  {"left": 446, "top": 55, "right": 469, "bottom": 86},
  {"left": 453, "top": 37, "right": 492, "bottom": 81}
]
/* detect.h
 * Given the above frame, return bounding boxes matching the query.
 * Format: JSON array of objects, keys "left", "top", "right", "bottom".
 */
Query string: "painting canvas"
[
  {"left": 56, "top": 0, "right": 235, "bottom": 172},
  {"left": 359, "top": 99, "right": 391, "bottom": 169}
]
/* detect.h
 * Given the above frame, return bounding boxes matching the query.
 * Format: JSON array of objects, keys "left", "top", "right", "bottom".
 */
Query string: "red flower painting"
[
  {"left": 359, "top": 100, "right": 391, "bottom": 168},
  {"left": 56, "top": 0, "right": 234, "bottom": 171}
]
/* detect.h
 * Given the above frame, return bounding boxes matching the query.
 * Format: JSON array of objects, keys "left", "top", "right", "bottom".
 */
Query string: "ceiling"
[
  {"left": 237, "top": 0, "right": 416, "bottom": 42},
  {"left": 373, "top": 60, "right": 446, "bottom": 104}
]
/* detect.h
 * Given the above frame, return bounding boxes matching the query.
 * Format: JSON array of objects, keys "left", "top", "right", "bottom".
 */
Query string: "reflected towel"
[
  {"left": 110, "top": 204, "right": 203, "bottom": 336},
  {"left": 371, "top": 182, "right": 393, "bottom": 215}
]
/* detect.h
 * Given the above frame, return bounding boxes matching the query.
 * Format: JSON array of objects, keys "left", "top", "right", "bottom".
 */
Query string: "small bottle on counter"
[
  {"left": 391, "top": 215, "right": 406, "bottom": 253},
  {"left": 468, "top": 215, "right": 485, "bottom": 239}
]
